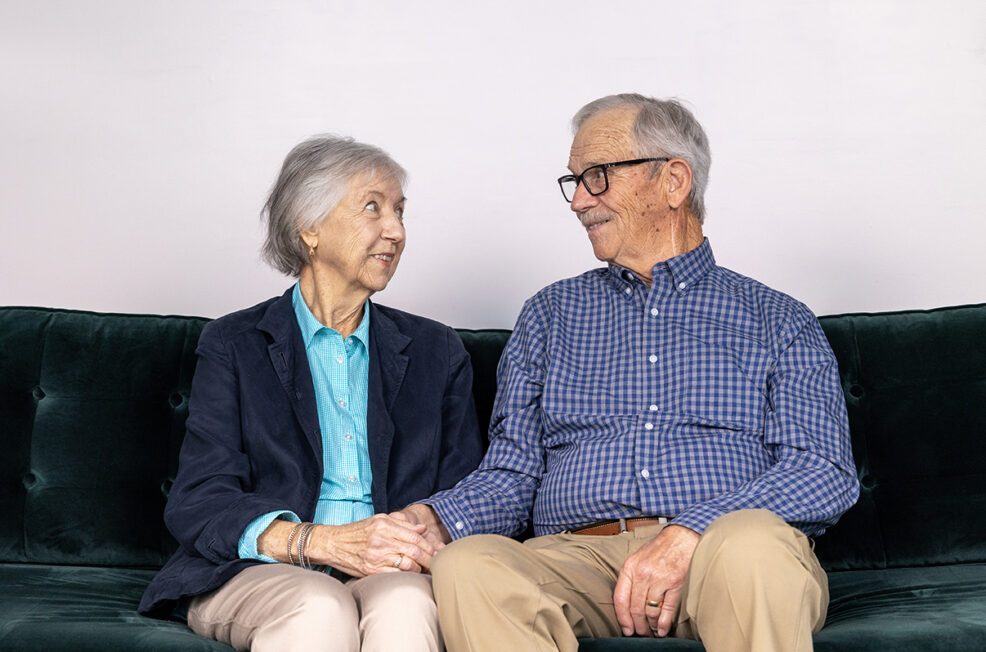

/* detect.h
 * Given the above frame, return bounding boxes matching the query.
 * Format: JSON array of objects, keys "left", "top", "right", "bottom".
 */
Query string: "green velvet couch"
[{"left": 2, "top": 302, "right": 985, "bottom": 651}]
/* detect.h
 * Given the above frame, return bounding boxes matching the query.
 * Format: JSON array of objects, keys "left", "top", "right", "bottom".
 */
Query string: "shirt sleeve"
[
  {"left": 422, "top": 297, "right": 549, "bottom": 539},
  {"left": 237, "top": 510, "right": 300, "bottom": 562},
  {"left": 672, "top": 310, "right": 860, "bottom": 537}
]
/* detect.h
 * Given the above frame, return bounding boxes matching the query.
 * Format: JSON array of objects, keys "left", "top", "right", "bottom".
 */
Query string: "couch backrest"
[
  {"left": 2, "top": 304, "right": 985, "bottom": 570},
  {"left": 814, "top": 303, "right": 986, "bottom": 570},
  {"left": 0, "top": 307, "right": 207, "bottom": 567}
]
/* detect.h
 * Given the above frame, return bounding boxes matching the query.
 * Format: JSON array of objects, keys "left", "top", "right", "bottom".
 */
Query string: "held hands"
[
  {"left": 258, "top": 513, "right": 439, "bottom": 578},
  {"left": 613, "top": 524, "right": 701, "bottom": 638},
  {"left": 312, "top": 513, "right": 439, "bottom": 577}
]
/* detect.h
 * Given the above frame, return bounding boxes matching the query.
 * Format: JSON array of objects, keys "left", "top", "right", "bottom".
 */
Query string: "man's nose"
[{"left": 570, "top": 180, "right": 598, "bottom": 212}]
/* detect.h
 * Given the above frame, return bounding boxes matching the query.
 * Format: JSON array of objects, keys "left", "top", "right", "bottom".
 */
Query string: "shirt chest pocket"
[{"left": 673, "top": 337, "right": 771, "bottom": 430}]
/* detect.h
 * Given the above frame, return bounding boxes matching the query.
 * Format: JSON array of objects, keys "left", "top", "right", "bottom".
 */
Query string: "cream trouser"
[
  {"left": 431, "top": 509, "right": 828, "bottom": 652},
  {"left": 187, "top": 563, "right": 442, "bottom": 652}
]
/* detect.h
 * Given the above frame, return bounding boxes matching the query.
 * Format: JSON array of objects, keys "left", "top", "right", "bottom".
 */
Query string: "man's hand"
[
  {"left": 613, "top": 524, "right": 701, "bottom": 638},
  {"left": 398, "top": 503, "right": 452, "bottom": 547}
]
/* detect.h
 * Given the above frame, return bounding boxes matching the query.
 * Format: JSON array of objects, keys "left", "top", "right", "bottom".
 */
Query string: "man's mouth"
[{"left": 581, "top": 214, "right": 612, "bottom": 232}]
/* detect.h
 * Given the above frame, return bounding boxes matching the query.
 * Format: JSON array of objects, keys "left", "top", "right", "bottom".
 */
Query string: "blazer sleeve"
[
  {"left": 163, "top": 321, "right": 291, "bottom": 565},
  {"left": 436, "top": 327, "right": 485, "bottom": 490}
]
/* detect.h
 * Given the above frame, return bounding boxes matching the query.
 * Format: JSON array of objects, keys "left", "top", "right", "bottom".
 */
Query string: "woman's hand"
[{"left": 308, "top": 514, "right": 438, "bottom": 577}]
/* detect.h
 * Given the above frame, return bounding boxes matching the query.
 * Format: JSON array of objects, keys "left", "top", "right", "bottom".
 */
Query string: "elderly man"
[{"left": 404, "top": 93, "right": 859, "bottom": 652}]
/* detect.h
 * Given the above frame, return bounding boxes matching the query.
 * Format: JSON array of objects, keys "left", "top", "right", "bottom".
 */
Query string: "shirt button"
[
  {"left": 650, "top": 308, "right": 659, "bottom": 316},
  {"left": 678, "top": 282, "right": 686, "bottom": 290},
  {"left": 624, "top": 287, "right": 632, "bottom": 295},
  {"left": 640, "top": 469, "right": 650, "bottom": 478},
  {"left": 644, "top": 422, "right": 654, "bottom": 430},
  {"left": 344, "top": 433, "right": 353, "bottom": 441},
  {"left": 648, "top": 354, "right": 657, "bottom": 363},
  {"left": 338, "top": 398, "right": 346, "bottom": 407},
  {"left": 649, "top": 404, "right": 658, "bottom": 411},
  {"left": 455, "top": 521, "right": 465, "bottom": 530},
  {"left": 348, "top": 475, "right": 356, "bottom": 483},
  {"left": 336, "top": 355, "right": 344, "bottom": 364}
]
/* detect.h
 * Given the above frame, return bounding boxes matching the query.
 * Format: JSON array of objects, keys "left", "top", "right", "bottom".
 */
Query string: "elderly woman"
[{"left": 139, "top": 136, "right": 483, "bottom": 651}]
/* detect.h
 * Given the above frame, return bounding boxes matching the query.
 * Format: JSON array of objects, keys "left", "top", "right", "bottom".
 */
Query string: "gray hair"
[
  {"left": 261, "top": 135, "right": 408, "bottom": 277},
  {"left": 572, "top": 94, "right": 711, "bottom": 223}
]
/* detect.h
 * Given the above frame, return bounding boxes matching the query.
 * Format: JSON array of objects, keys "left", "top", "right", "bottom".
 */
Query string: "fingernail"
[{"left": 622, "top": 628, "right": 632, "bottom": 636}]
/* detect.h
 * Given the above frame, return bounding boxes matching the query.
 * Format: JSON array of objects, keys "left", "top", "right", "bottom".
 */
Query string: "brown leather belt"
[{"left": 568, "top": 516, "right": 669, "bottom": 536}]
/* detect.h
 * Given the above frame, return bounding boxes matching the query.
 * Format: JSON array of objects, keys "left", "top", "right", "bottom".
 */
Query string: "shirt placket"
[{"left": 636, "top": 272, "right": 673, "bottom": 516}]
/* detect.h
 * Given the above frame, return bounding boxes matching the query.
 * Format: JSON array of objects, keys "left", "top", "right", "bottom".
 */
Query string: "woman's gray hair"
[
  {"left": 261, "top": 135, "right": 408, "bottom": 277},
  {"left": 573, "top": 94, "right": 711, "bottom": 223}
]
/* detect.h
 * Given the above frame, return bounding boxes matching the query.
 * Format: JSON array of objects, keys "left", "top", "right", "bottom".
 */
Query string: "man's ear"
[{"left": 664, "top": 159, "right": 693, "bottom": 210}]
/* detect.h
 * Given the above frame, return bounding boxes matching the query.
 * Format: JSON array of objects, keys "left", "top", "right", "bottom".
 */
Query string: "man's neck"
[{"left": 630, "top": 212, "right": 704, "bottom": 286}]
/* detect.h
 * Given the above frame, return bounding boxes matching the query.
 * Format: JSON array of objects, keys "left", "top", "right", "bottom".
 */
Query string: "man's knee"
[
  {"left": 432, "top": 534, "right": 522, "bottom": 584},
  {"left": 691, "top": 509, "right": 819, "bottom": 588}
]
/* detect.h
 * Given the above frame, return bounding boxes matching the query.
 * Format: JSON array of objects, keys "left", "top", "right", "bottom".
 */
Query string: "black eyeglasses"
[{"left": 557, "top": 158, "right": 669, "bottom": 202}]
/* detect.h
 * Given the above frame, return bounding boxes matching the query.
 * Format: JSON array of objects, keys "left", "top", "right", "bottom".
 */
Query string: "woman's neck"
[{"left": 297, "top": 267, "right": 369, "bottom": 338}]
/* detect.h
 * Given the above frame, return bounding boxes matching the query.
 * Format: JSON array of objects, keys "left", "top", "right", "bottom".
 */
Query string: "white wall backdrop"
[{"left": 2, "top": 1, "right": 984, "bottom": 328}]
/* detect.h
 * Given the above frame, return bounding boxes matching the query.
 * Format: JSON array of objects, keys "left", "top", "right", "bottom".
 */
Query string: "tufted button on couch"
[{"left": 1, "top": 303, "right": 985, "bottom": 651}]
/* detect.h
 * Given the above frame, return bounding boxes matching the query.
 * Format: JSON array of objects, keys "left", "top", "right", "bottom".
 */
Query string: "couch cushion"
[{"left": 0, "top": 563, "right": 229, "bottom": 650}]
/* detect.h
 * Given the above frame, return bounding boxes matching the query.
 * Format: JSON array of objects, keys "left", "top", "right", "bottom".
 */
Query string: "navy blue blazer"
[{"left": 139, "top": 289, "right": 483, "bottom": 616}]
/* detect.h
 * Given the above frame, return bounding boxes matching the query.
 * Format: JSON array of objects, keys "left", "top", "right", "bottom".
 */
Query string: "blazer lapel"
[
  {"left": 367, "top": 303, "right": 411, "bottom": 512},
  {"left": 257, "top": 289, "right": 322, "bottom": 463}
]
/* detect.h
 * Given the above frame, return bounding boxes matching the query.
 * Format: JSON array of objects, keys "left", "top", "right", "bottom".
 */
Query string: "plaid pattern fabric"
[{"left": 427, "top": 240, "right": 858, "bottom": 538}]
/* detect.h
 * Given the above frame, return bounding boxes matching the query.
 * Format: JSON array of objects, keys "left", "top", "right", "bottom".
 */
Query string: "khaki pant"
[
  {"left": 187, "top": 563, "right": 442, "bottom": 652},
  {"left": 431, "top": 509, "right": 827, "bottom": 652}
]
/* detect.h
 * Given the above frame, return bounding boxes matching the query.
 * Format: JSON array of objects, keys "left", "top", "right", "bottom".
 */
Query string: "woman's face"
[{"left": 305, "top": 171, "right": 406, "bottom": 297}]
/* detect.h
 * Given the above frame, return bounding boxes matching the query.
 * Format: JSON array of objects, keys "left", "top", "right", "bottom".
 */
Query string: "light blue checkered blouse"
[{"left": 237, "top": 283, "right": 372, "bottom": 561}]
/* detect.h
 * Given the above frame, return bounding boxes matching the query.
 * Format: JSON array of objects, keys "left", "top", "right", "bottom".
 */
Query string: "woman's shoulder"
[
  {"left": 201, "top": 291, "right": 291, "bottom": 341},
  {"left": 371, "top": 302, "right": 457, "bottom": 339}
]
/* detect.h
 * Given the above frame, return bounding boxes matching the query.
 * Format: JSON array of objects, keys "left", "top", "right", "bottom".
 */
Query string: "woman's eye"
[
  {"left": 395, "top": 205, "right": 405, "bottom": 219},
  {"left": 365, "top": 201, "right": 378, "bottom": 212}
]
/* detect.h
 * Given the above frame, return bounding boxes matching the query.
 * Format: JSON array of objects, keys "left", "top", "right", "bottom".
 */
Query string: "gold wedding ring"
[{"left": 647, "top": 600, "right": 663, "bottom": 608}]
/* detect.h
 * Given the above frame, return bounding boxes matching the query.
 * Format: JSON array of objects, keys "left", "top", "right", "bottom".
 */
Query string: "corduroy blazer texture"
[{"left": 139, "top": 289, "right": 483, "bottom": 615}]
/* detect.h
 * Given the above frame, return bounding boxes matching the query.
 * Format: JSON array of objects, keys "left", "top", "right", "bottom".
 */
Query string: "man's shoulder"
[
  {"left": 707, "top": 265, "right": 817, "bottom": 330},
  {"left": 524, "top": 268, "right": 610, "bottom": 308}
]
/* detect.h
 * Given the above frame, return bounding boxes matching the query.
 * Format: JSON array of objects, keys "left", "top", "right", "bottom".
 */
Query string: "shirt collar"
[
  {"left": 292, "top": 282, "right": 370, "bottom": 349},
  {"left": 606, "top": 238, "right": 716, "bottom": 294}
]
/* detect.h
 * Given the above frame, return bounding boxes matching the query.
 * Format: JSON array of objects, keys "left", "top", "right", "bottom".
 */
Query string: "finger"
[
  {"left": 626, "top": 567, "right": 655, "bottom": 636},
  {"left": 613, "top": 571, "right": 636, "bottom": 636},
  {"left": 644, "top": 597, "right": 664, "bottom": 636},
  {"left": 656, "top": 587, "right": 681, "bottom": 638}
]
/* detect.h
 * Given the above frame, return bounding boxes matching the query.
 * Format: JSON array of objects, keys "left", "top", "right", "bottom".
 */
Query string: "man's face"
[{"left": 566, "top": 108, "right": 667, "bottom": 272}]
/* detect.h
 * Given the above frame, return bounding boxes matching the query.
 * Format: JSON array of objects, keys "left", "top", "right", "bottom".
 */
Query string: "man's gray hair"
[
  {"left": 573, "top": 94, "right": 711, "bottom": 223},
  {"left": 261, "top": 135, "right": 408, "bottom": 277}
]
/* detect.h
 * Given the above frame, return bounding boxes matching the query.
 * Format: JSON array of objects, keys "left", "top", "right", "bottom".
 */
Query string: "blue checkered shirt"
[{"left": 426, "top": 239, "right": 859, "bottom": 538}]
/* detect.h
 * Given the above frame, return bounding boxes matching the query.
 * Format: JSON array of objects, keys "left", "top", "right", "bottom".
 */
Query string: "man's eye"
[{"left": 365, "top": 201, "right": 378, "bottom": 212}]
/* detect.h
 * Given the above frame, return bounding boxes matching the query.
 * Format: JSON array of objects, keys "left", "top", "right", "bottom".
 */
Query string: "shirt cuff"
[
  {"left": 420, "top": 494, "right": 473, "bottom": 541},
  {"left": 237, "top": 510, "right": 300, "bottom": 562},
  {"left": 670, "top": 503, "right": 728, "bottom": 536}
]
